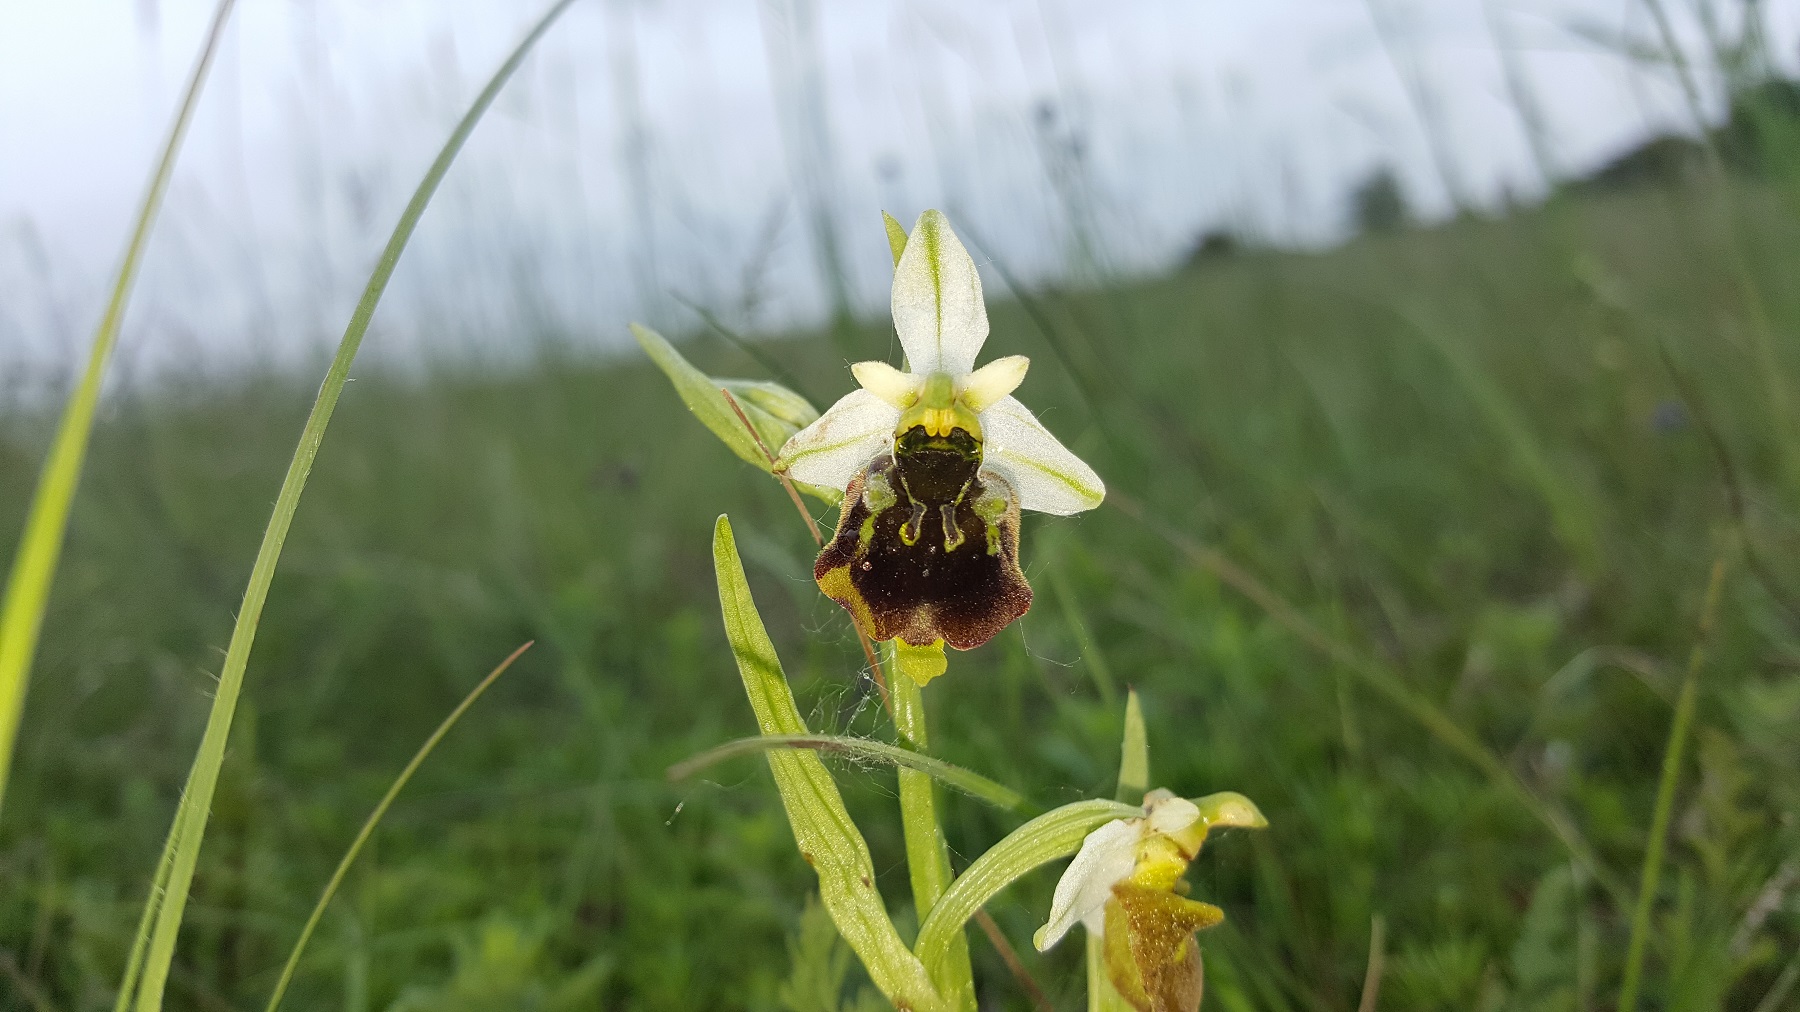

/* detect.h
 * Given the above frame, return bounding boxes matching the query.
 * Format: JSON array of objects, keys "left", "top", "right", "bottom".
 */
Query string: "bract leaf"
[
  {"left": 1117, "top": 689, "right": 1148, "bottom": 803},
  {"left": 882, "top": 211, "right": 908, "bottom": 268},
  {"left": 913, "top": 798, "right": 1138, "bottom": 1005},
  {"left": 634, "top": 324, "right": 835, "bottom": 504},
  {"left": 712, "top": 516, "right": 945, "bottom": 1012},
  {"left": 721, "top": 379, "right": 820, "bottom": 432}
]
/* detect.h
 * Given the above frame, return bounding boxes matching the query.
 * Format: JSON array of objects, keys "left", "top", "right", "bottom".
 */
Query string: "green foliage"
[
  {"left": 1504, "top": 866, "right": 1583, "bottom": 1011},
  {"left": 384, "top": 915, "right": 612, "bottom": 1012},
  {"left": 4, "top": 184, "right": 1800, "bottom": 1009},
  {"left": 114, "top": 7, "right": 583, "bottom": 1010},
  {"left": 778, "top": 896, "right": 886, "bottom": 1012}
]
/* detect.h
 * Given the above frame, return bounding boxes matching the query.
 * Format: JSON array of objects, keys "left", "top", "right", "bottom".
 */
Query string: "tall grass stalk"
[
  {"left": 1111, "top": 490, "right": 1626, "bottom": 903},
  {"left": 1636, "top": 0, "right": 1795, "bottom": 459},
  {"left": 119, "top": 5, "right": 578, "bottom": 1009},
  {"left": 1617, "top": 559, "right": 1728, "bottom": 1010},
  {"left": 263, "top": 642, "right": 532, "bottom": 1011},
  {"left": 0, "top": 0, "right": 237, "bottom": 817}
]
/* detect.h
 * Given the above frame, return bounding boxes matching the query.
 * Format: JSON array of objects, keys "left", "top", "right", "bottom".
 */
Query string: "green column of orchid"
[{"left": 889, "top": 640, "right": 977, "bottom": 1012}]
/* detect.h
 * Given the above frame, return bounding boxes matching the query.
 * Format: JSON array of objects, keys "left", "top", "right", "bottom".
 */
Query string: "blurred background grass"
[{"left": 5, "top": 1, "right": 1800, "bottom": 1010}]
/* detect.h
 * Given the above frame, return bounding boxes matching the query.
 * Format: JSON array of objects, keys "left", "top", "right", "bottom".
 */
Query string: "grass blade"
[
  {"left": 264, "top": 642, "right": 531, "bottom": 1012},
  {"left": 111, "top": 812, "right": 181, "bottom": 1012},
  {"left": 121, "top": 6, "right": 579, "bottom": 1009},
  {"left": 1110, "top": 489, "right": 1628, "bottom": 905},
  {"left": 0, "top": 0, "right": 237, "bottom": 817},
  {"left": 669, "top": 732, "right": 1033, "bottom": 814},
  {"left": 712, "top": 515, "right": 945, "bottom": 1012},
  {"left": 1617, "top": 560, "right": 1727, "bottom": 1010}
]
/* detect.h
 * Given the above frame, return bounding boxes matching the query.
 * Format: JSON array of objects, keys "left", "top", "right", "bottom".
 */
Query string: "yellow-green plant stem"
[
  {"left": 0, "top": 0, "right": 237, "bottom": 819},
  {"left": 1618, "top": 560, "right": 1727, "bottom": 1011},
  {"left": 120, "top": 6, "right": 577, "bottom": 1010},
  {"left": 264, "top": 642, "right": 531, "bottom": 1011},
  {"left": 889, "top": 664, "right": 976, "bottom": 1011}
]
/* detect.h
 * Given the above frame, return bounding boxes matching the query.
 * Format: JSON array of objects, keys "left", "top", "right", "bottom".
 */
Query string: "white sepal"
[
  {"left": 978, "top": 396, "right": 1105, "bottom": 516},
  {"left": 776, "top": 389, "right": 900, "bottom": 491},
  {"left": 892, "top": 210, "right": 989, "bottom": 376},
  {"left": 1033, "top": 817, "right": 1142, "bottom": 952}
]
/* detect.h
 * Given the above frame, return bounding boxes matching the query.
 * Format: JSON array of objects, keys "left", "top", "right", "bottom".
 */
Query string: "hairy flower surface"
[
  {"left": 1035, "top": 790, "right": 1266, "bottom": 1012},
  {"left": 777, "top": 210, "right": 1103, "bottom": 651}
]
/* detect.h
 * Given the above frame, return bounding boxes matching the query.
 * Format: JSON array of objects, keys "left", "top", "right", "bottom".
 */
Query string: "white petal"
[
  {"left": 1033, "top": 818, "right": 1142, "bottom": 951},
  {"left": 959, "top": 355, "right": 1029, "bottom": 413},
  {"left": 979, "top": 396, "right": 1105, "bottom": 516},
  {"left": 1147, "top": 795, "right": 1201, "bottom": 836},
  {"left": 850, "top": 360, "right": 919, "bottom": 408},
  {"left": 892, "top": 210, "right": 988, "bottom": 375},
  {"left": 776, "top": 389, "right": 899, "bottom": 491}
]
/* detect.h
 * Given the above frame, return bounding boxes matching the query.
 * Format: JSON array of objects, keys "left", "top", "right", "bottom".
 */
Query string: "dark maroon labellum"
[{"left": 814, "top": 426, "right": 1030, "bottom": 650}]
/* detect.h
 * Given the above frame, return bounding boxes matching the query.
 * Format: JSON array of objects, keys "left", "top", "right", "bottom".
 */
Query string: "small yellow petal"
[
  {"left": 959, "top": 355, "right": 1029, "bottom": 413},
  {"left": 851, "top": 360, "right": 918, "bottom": 408}
]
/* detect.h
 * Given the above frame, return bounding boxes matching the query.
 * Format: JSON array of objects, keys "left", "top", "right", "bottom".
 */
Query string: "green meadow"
[{"left": 3, "top": 174, "right": 1799, "bottom": 1009}]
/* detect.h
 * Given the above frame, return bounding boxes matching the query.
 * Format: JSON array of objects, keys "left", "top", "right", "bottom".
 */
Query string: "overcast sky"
[{"left": 2, "top": 0, "right": 1795, "bottom": 380}]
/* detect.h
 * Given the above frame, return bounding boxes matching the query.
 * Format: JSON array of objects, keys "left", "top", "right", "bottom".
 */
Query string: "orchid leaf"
[{"left": 712, "top": 516, "right": 944, "bottom": 1012}]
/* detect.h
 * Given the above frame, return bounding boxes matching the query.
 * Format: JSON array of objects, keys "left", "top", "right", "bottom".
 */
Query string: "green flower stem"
[
  {"left": 889, "top": 655, "right": 976, "bottom": 1012},
  {"left": 1618, "top": 559, "right": 1727, "bottom": 1011}
]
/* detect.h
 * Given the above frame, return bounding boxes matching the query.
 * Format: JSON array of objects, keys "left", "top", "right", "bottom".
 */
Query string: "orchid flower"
[
  {"left": 776, "top": 210, "right": 1104, "bottom": 654},
  {"left": 1035, "top": 789, "right": 1266, "bottom": 1012}
]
